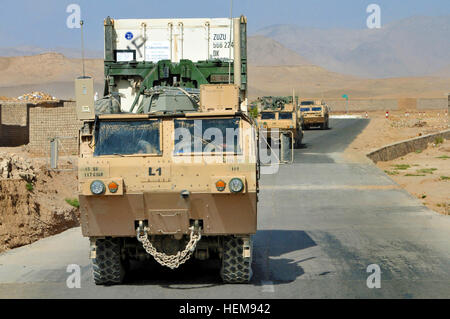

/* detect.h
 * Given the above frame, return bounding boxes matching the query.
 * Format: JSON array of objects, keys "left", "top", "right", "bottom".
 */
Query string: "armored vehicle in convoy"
[
  {"left": 299, "top": 100, "right": 330, "bottom": 130},
  {"left": 256, "top": 96, "right": 303, "bottom": 163},
  {"left": 75, "top": 16, "right": 258, "bottom": 285}
]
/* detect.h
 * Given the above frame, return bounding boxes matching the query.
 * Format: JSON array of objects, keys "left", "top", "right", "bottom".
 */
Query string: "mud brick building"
[{"left": 0, "top": 101, "right": 80, "bottom": 156}]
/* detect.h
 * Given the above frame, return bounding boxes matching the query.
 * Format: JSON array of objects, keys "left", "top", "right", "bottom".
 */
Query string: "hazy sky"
[{"left": 0, "top": 0, "right": 449, "bottom": 50}]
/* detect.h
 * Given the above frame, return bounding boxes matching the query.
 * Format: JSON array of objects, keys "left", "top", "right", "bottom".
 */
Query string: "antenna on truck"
[
  {"left": 228, "top": 0, "right": 233, "bottom": 84},
  {"left": 80, "top": 20, "right": 86, "bottom": 77}
]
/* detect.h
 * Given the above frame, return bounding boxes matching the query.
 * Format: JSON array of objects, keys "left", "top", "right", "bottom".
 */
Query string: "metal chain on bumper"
[{"left": 136, "top": 226, "right": 202, "bottom": 270}]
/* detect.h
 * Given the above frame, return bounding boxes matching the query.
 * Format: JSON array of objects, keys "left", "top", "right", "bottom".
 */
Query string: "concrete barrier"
[{"left": 367, "top": 129, "right": 450, "bottom": 163}]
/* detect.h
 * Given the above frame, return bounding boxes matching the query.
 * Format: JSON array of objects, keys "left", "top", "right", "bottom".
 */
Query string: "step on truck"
[{"left": 75, "top": 15, "right": 259, "bottom": 285}]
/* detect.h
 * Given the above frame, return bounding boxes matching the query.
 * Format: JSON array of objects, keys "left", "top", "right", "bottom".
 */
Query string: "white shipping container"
[{"left": 112, "top": 18, "right": 238, "bottom": 63}]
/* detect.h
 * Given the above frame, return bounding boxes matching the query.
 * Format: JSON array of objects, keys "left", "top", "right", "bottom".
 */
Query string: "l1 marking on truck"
[{"left": 149, "top": 167, "right": 162, "bottom": 176}]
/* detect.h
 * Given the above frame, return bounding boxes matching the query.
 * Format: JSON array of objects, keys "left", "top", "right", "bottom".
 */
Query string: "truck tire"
[
  {"left": 220, "top": 236, "right": 252, "bottom": 283},
  {"left": 91, "top": 238, "right": 125, "bottom": 285}
]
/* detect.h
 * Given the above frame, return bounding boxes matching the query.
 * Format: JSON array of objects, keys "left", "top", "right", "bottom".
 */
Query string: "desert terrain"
[
  {"left": 0, "top": 26, "right": 448, "bottom": 253},
  {"left": 0, "top": 34, "right": 450, "bottom": 100},
  {"left": 0, "top": 149, "right": 78, "bottom": 253},
  {"left": 377, "top": 140, "right": 449, "bottom": 215},
  {"left": 343, "top": 110, "right": 449, "bottom": 215}
]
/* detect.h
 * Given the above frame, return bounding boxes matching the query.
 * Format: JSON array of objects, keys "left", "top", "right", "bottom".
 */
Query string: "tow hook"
[{"left": 136, "top": 220, "right": 146, "bottom": 240}]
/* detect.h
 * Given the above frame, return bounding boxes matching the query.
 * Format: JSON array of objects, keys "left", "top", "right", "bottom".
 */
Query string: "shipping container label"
[
  {"left": 210, "top": 28, "right": 233, "bottom": 60},
  {"left": 115, "top": 19, "right": 236, "bottom": 63},
  {"left": 145, "top": 41, "right": 170, "bottom": 62}
]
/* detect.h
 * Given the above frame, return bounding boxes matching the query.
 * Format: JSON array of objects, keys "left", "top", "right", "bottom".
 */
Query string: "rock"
[{"left": 0, "top": 154, "right": 36, "bottom": 182}]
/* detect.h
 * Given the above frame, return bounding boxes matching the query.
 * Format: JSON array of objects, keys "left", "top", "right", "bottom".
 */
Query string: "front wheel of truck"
[
  {"left": 91, "top": 237, "right": 125, "bottom": 285},
  {"left": 220, "top": 236, "right": 253, "bottom": 283}
]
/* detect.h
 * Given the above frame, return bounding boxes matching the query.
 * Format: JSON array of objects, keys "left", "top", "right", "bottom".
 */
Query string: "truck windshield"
[
  {"left": 261, "top": 112, "right": 275, "bottom": 119},
  {"left": 94, "top": 120, "right": 161, "bottom": 156},
  {"left": 174, "top": 118, "right": 241, "bottom": 154},
  {"left": 278, "top": 112, "right": 292, "bottom": 120}
]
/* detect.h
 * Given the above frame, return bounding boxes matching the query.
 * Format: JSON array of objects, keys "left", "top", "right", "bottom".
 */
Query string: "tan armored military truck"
[
  {"left": 75, "top": 16, "right": 258, "bottom": 285},
  {"left": 299, "top": 100, "right": 329, "bottom": 130},
  {"left": 256, "top": 96, "right": 303, "bottom": 163}
]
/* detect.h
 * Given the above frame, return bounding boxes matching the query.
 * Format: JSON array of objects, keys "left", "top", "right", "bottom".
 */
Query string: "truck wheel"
[
  {"left": 220, "top": 236, "right": 253, "bottom": 283},
  {"left": 91, "top": 238, "right": 125, "bottom": 285}
]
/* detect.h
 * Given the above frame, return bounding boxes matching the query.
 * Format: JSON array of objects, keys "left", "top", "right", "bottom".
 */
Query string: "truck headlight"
[
  {"left": 90, "top": 180, "right": 105, "bottom": 195},
  {"left": 229, "top": 178, "right": 244, "bottom": 193}
]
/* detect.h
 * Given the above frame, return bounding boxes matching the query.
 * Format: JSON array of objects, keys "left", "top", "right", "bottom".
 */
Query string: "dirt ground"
[
  {"left": 377, "top": 140, "right": 450, "bottom": 215},
  {"left": 345, "top": 109, "right": 448, "bottom": 153},
  {"left": 0, "top": 146, "right": 79, "bottom": 253},
  {"left": 344, "top": 109, "right": 449, "bottom": 215}
]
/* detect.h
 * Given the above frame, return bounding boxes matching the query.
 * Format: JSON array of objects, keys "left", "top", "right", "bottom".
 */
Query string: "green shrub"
[
  {"left": 393, "top": 164, "right": 410, "bottom": 170},
  {"left": 434, "top": 137, "right": 444, "bottom": 145},
  {"left": 65, "top": 198, "right": 80, "bottom": 208},
  {"left": 384, "top": 170, "right": 399, "bottom": 176},
  {"left": 249, "top": 107, "right": 259, "bottom": 119},
  {"left": 417, "top": 168, "right": 437, "bottom": 174},
  {"left": 25, "top": 183, "right": 33, "bottom": 191}
]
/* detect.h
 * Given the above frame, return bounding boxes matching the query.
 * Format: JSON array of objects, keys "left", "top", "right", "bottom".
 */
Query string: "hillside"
[
  {"left": 0, "top": 53, "right": 104, "bottom": 99},
  {"left": 256, "top": 15, "right": 450, "bottom": 78},
  {"left": 248, "top": 36, "right": 310, "bottom": 66},
  {"left": 0, "top": 43, "right": 449, "bottom": 101},
  {"left": 0, "top": 53, "right": 103, "bottom": 87},
  {"left": 247, "top": 65, "right": 450, "bottom": 99}
]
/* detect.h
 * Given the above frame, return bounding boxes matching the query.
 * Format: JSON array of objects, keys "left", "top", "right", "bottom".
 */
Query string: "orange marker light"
[
  {"left": 215, "top": 180, "right": 226, "bottom": 192},
  {"left": 108, "top": 181, "right": 119, "bottom": 193}
]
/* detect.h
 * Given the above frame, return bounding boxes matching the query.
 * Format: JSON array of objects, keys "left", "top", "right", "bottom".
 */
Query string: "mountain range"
[
  {"left": 255, "top": 15, "right": 450, "bottom": 78},
  {"left": 0, "top": 15, "right": 449, "bottom": 100}
]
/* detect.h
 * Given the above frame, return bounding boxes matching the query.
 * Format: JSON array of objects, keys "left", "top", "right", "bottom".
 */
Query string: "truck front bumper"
[{"left": 79, "top": 192, "right": 257, "bottom": 237}]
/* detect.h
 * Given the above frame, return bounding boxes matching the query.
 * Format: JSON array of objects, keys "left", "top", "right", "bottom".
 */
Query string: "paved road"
[{"left": 1, "top": 119, "right": 449, "bottom": 298}]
